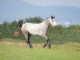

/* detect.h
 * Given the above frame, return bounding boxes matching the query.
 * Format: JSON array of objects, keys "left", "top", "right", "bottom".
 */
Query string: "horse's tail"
[
  {"left": 13, "top": 20, "right": 23, "bottom": 37},
  {"left": 18, "top": 20, "right": 23, "bottom": 34}
]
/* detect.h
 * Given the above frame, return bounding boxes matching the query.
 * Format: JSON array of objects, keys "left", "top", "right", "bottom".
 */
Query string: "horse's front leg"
[{"left": 42, "top": 35, "right": 51, "bottom": 49}]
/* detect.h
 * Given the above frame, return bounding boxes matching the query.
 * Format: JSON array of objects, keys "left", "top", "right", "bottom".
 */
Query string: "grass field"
[{"left": 0, "top": 40, "right": 80, "bottom": 60}]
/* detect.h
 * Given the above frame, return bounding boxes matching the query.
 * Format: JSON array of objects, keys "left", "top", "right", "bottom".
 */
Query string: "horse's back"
[
  {"left": 21, "top": 23, "right": 42, "bottom": 35},
  {"left": 22, "top": 23, "right": 40, "bottom": 29}
]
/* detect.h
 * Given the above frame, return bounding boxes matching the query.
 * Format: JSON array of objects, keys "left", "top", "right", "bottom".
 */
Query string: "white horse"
[{"left": 18, "top": 16, "right": 57, "bottom": 49}]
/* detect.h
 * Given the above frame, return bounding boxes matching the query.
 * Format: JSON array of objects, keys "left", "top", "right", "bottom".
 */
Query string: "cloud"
[
  {"left": 62, "top": 22, "right": 71, "bottom": 27},
  {"left": 57, "top": 21, "right": 70, "bottom": 27},
  {"left": 58, "top": 21, "right": 79, "bottom": 27},
  {"left": 0, "top": 22, "right": 2, "bottom": 24},
  {"left": 21, "top": 0, "right": 80, "bottom": 7}
]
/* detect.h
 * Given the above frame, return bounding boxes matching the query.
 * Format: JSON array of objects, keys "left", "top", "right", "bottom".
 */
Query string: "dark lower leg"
[
  {"left": 43, "top": 39, "right": 51, "bottom": 49},
  {"left": 43, "top": 44, "right": 47, "bottom": 48},
  {"left": 26, "top": 32, "right": 32, "bottom": 48},
  {"left": 43, "top": 39, "right": 48, "bottom": 48},
  {"left": 48, "top": 39, "right": 51, "bottom": 49},
  {"left": 26, "top": 41, "right": 32, "bottom": 48}
]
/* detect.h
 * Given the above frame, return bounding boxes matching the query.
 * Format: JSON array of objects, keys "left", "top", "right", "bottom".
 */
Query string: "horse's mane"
[{"left": 43, "top": 17, "right": 50, "bottom": 20}]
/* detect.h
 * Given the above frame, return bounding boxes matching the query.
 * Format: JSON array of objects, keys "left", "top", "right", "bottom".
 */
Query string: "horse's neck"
[
  {"left": 42, "top": 19, "right": 49, "bottom": 25},
  {"left": 41, "top": 19, "right": 50, "bottom": 29}
]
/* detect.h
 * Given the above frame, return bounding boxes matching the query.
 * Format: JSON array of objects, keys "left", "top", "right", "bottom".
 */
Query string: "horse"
[{"left": 18, "top": 16, "right": 57, "bottom": 49}]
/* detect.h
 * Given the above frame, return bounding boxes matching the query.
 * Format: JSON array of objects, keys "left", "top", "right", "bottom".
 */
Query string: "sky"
[
  {"left": 0, "top": 0, "right": 80, "bottom": 26},
  {"left": 22, "top": 0, "right": 80, "bottom": 7}
]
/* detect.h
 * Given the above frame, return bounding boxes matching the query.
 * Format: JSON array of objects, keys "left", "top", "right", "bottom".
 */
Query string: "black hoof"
[
  {"left": 43, "top": 44, "right": 47, "bottom": 48},
  {"left": 29, "top": 45, "right": 33, "bottom": 48},
  {"left": 48, "top": 44, "right": 51, "bottom": 49}
]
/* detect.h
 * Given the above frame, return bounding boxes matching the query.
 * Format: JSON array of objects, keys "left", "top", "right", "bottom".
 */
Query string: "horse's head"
[{"left": 48, "top": 16, "right": 57, "bottom": 27}]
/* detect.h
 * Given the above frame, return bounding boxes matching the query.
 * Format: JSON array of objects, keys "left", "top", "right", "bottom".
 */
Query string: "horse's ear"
[{"left": 51, "top": 16, "right": 55, "bottom": 19}]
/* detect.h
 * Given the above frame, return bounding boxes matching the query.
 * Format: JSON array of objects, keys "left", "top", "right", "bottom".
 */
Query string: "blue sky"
[
  {"left": 0, "top": 0, "right": 80, "bottom": 26},
  {"left": 22, "top": 0, "right": 80, "bottom": 7}
]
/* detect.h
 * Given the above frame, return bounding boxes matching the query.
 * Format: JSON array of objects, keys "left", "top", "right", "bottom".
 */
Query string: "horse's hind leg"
[
  {"left": 27, "top": 32, "right": 32, "bottom": 48},
  {"left": 25, "top": 32, "right": 32, "bottom": 48}
]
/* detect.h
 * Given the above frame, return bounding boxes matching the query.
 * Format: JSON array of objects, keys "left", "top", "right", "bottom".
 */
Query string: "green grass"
[{"left": 0, "top": 42, "right": 80, "bottom": 60}]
